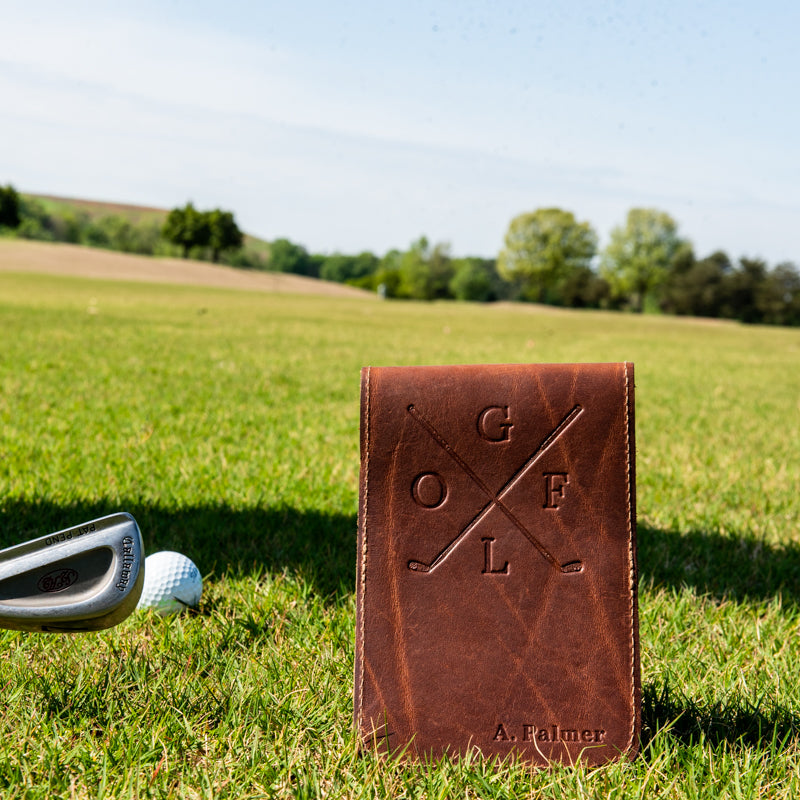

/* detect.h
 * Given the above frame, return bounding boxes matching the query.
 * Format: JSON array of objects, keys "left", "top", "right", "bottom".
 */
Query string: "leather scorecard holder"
[{"left": 354, "top": 363, "right": 639, "bottom": 765}]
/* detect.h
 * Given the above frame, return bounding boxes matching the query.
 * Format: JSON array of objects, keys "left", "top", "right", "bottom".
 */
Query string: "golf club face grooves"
[
  {"left": 0, "top": 513, "right": 145, "bottom": 632},
  {"left": 0, "top": 547, "right": 114, "bottom": 604}
]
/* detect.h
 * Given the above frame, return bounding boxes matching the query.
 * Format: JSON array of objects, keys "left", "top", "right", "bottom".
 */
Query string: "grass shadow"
[
  {"left": 5, "top": 509, "right": 800, "bottom": 608},
  {"left": 638, "top": 524, "right": 800, "bottom": 608},
  {"left": 643, "top": 680, "right": 800, "bottom": 750},
  {"left": 0, "top": 499, "right": 357, "bottom": 603}
]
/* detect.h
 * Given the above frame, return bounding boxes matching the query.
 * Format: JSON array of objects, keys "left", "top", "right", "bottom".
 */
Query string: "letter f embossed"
[{"left": 543, "top": 472, "right": 569, "bottom": 509}]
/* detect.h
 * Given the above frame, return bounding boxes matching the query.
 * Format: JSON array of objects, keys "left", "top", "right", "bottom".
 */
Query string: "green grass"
[{"left": 0, "top": 271, "right": 799, "bottom": 798}]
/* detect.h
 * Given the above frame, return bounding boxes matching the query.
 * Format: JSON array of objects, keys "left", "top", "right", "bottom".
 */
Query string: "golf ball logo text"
[
  {"left": 37, "top": 568, "right": 79, "bottom": 593},
  {"left": 46, "top": 522, "right": 96, "bottom": 547}
]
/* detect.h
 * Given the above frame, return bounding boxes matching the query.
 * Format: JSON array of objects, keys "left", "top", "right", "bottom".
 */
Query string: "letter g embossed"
[{"left": 477, "top": 406, "right": 512, "bottom": 442}]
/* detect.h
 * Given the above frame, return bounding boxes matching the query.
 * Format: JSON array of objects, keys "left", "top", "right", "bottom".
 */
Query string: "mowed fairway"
[{"left": 0, "top": 258, "right": 799, "bottom": 797}]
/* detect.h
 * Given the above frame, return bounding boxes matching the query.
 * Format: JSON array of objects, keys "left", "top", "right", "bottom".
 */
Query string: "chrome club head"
[{"left": 0, "top": 513, "right": 145, "bottom": 632}]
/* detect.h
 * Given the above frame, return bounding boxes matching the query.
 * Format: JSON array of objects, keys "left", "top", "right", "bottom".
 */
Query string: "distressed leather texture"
[{"left": 354, "top": 363, "right": 640, "bottom": 765}]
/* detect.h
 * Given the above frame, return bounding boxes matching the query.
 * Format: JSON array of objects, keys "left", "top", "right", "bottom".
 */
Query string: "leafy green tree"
[
  {"left": 397, "top": 237, "right": 454, "bottom": 300},
  {"left": 497, "top": 208, "right": 597, "bottom": 303},
  {"left": 319, "top": 251, "right": 379, "bottom": 284},
  {"left": 660, "top": 250, "right": 733, "bottom": 318},
  {"left": 268, "top": 238, "right": 318, "bottom": 276},
  {"left": 357, "top": 249, "right": 403, "bottom": 296},
  {"left": 557, "top": 265, "right": 613, "bottom": 309},
  {"left": 60, "top": 212, "right": 87, "bottom": 244},
  {"left": 207, "top": 209, "right": 243, "bottom": 262},
  {"left": 224, "top": 247, "right": 269, "bottom": 270},
  {"left": 162, "top": 203, "right": 210, "bottom": 258},
  {"left": 92, "top": 215, "right": 162, "bottom": 255},
  {"left": 449, "top": 258, "right": 505, "bottom": 302},
  {"left": 758, "top": 262, "right": 800, "bottom": 326},
  {"left": 600, "top": 208, "right": 691, "bottom": 312},
  {"left": 725, "top": 257, "right": 768, "bottom": 323},
  {"left": 15, "top": 196, "right": 56, "bottom": 240},
  {"left": 427, "top": 242, "right": 455, "bottom": 299},
  {"left": 0, "top": 184, "right": 21, "bottom": 229}
]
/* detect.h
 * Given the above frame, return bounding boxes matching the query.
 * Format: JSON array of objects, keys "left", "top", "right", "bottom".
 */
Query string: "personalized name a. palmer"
[{"left": 493, "top": 723, "right": 607, "bottom": 744}]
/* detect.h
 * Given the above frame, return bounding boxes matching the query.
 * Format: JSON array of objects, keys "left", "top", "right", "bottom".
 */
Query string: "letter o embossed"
[{"left": 411, "top": 472, "right": 447, "bottom": 508}]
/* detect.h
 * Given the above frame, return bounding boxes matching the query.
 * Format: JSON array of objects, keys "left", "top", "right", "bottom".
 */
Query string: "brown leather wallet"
[{"left": 354, "top": 363, "right": 639, "bottom": 765}]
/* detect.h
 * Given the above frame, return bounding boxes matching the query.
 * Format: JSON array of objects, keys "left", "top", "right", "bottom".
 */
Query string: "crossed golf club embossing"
[{"left": 406, "top": 403, "right": 584, "bottom": 574}]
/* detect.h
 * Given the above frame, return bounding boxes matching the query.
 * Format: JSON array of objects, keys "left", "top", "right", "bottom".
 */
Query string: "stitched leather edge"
[
  {"left": 357, "top": 366, "right": 371, "bottom": 741},
  {"left": 624, "top": 361, "right": 637, "bottom": 757}
]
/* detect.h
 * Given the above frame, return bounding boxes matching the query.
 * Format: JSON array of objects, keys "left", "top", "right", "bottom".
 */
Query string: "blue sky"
[{"left": 1, "top": 1, "right": 798, "bottom": 262}]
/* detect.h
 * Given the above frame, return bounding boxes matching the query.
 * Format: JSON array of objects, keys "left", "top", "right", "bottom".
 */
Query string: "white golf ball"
[{"left": 137, "top": 551, "right": 202, "bottom": 615}]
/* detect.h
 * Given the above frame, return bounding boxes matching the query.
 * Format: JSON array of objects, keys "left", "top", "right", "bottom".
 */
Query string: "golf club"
[{"left": 0, "top": 512, "right": 144, "bottom": 632}]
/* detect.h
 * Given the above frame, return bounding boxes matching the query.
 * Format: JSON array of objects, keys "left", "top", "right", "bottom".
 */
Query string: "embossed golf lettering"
[
  {"left": 411, "top": 472, "right": 447, "bottom": 508},
  {"left": 481, "top": 537, "right": 508, "bottom": 574},
  {"left": 494, "top": 723, "right": 606, "bottom": 743},
  {"left": 477, "top": 405, "right": 513, "bottom": 442},
  {"left": 543, "top": 472, "right": 569, "bottom": 509},
  {"left": 406, "top": 403, "right": 584, "bottom": 574}
]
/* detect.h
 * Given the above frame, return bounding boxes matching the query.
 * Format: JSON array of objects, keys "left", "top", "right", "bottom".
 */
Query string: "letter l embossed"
[{"left": 481, "top": 537, "right": 508, "bottom": 574}]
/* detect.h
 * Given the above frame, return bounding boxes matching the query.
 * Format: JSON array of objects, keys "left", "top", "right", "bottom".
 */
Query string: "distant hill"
[
  {"left": 29, "top": 194, "right": 168, "bottom": 225},
  {"left": 0, "top": 239, "right": 370, "bottom": 298},
  {"left": 26, "top": 193, "right": 272, "bottom": 257}
]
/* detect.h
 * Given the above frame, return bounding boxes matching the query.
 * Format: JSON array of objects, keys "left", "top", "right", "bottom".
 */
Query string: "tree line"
[
  {"left": 493, "top": 207, "right": 800, "bottom": 324},
  {"left": 248, "top": 209, "right": 800, "bottom": 326},
  {"left": 1, "top": 184, "right": 798, "bottom": 326},
  {"left": 0, "top": 190, "right": 250, "bottom": 266}
]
